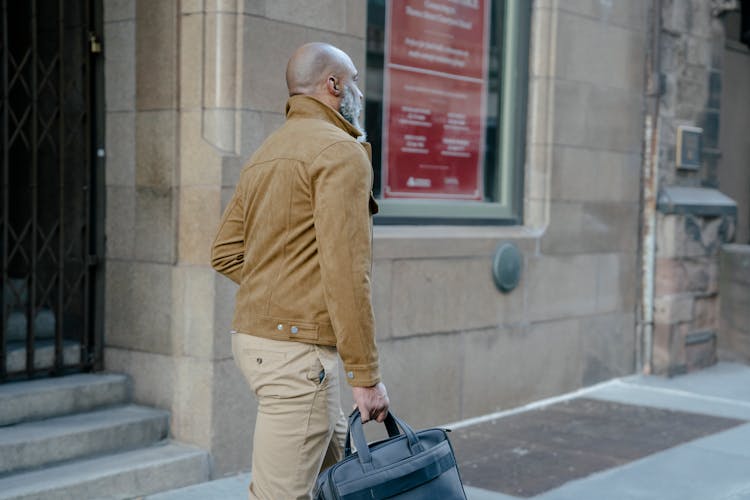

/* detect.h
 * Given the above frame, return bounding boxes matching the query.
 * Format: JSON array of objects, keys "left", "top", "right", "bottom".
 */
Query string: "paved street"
[{"left": 149, "top": 362, "right": 750, "bottom": 500}]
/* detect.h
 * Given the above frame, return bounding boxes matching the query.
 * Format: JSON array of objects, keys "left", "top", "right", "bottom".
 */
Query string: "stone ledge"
[{"left": 657, "top": 186, "right": 737, "bottom": 216}]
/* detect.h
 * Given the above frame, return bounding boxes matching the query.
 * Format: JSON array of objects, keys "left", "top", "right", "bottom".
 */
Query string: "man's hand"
[{"left": 352, "top": 382, "right": 389, "bottom": 423}]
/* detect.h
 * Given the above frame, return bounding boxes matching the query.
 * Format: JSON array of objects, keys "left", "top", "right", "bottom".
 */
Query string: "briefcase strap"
[
  {"left": 343, "top": 410, "right": 400, "bottom": 456},
  {"left": 346, "top": 409, "right": 424, "bottom": 470}
]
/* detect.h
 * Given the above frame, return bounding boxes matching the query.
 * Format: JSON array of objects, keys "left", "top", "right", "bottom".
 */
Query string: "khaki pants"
[{"left": 232, "top": 333, "right": 347, "bottom": 500}]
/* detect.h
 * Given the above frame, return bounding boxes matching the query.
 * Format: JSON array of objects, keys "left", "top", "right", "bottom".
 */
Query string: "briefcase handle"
[{"left": 345, "top": 409, "right": 424, "bottom": 471}]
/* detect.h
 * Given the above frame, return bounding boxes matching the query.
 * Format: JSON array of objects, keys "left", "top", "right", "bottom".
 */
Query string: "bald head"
[{"left": 286, "top": 42, "right": 356, "bottom": 97}]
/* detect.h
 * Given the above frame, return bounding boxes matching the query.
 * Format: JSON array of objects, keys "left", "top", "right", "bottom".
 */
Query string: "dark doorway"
[{"left": 1, "top": 0, "right": 104, "bottom": 381}]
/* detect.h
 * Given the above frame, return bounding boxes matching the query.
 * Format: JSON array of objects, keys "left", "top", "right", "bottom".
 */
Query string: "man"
[{"left": 211, "top": 42, "right": 389, "bottom": 500}]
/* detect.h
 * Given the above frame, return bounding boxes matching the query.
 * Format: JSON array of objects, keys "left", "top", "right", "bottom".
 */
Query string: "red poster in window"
[{"left": 382, "top": 0, "right": 489, "bottom": 200}]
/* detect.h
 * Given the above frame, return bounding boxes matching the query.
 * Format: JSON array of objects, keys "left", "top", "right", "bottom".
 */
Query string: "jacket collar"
[{"left": 285, "top": 95, "right": 362, "bottom": 140}]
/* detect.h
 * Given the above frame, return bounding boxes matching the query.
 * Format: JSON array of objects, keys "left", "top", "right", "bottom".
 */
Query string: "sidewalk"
[{"left": 148, "top": 362, "right": 750, "bottom": 500}]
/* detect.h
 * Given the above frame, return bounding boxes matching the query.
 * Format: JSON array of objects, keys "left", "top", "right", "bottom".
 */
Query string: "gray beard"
[{"left": 339, "top": 85, "right": 366, "bottom": 141}]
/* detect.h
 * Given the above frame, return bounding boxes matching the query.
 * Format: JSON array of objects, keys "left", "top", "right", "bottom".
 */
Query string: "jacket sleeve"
[
  {"left": 210, "top": 188, "right": 245, "bottom": 284},
  {"left": 311, "top": 141, "right": 381, "bottom": 387}
]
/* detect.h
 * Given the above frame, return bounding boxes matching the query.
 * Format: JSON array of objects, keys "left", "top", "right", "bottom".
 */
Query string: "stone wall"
[
  {"left": 653, "top": 210, "right": 734, "bottom": 373},
  {"left": 651, "top": 0, "right": 739, "bottom": 374},
  {"left": 101, "top": 0, "right": 647, "bottom": 477},
  {"left": 718, "top": 245, "right": 750, "bottom": 362}
]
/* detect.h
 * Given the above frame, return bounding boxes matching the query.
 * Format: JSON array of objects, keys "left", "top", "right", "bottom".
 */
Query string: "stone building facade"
[
  {"left": 2, "top": 0, "right": 747, "bottom": 480},
  {"left": 101, "top": 0, "right": 648, "bottom": 476}
]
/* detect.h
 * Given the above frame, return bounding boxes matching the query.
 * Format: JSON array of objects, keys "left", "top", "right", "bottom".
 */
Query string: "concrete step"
[
  {"left": 0, "top": 373, "right": 131, "bottom": 426},
  {"left": 0, "top": 404, "right": 169, "bottom": 475},
  {"left": 0, "top": 441, "right": 210, "bottom": 500}
]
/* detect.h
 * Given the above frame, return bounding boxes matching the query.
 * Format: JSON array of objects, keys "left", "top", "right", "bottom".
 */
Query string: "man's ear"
[{"left": 327, "top": 76, "right": 342, "bottom": 97}]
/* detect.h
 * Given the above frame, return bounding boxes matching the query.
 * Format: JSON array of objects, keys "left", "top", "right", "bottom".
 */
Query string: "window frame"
[{"left": 366, "top": 0, "right": 531, "bottom": 225}]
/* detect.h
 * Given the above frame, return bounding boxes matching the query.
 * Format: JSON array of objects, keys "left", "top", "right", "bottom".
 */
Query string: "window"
[{"left": 365, "top": 0, "right": 530, "bottom": 224}]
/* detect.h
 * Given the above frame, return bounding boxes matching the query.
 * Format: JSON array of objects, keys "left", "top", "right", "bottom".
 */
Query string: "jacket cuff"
[{"left": 342, "top": 363, "right": 381, "bottom": 387}]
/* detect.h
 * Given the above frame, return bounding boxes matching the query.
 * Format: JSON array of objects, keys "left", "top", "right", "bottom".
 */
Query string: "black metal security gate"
[{"left": 1, "top": 0, "right": 104, "bottom": 381}]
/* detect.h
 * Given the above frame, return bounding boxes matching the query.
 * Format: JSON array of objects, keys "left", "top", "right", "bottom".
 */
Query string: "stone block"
[
  {"left": 719, "top": 321, "right": 750, "bottom": 362},
  {"left": 172, "top": 266, "right": 216, "bottom": 360},
  {"left": 134, "top": 187, "right": 176, "bottom": 263},
  {"left": 526, "top": 144, "right": 551, "bottom": 200},
  {"left": 720, "top": 245, "right": 750, "bottom": 285},
  {"left": 106, "top": 262, "right": 175, "bottom": 355},
  {"left": 555, "top": 11, "right": 645, "bottom": 91},
  {"left": 390, "top": 257, "right": 524, "bottom": 337},
  {"left": 686, "top": 35, "right": 711, "bottom": 67},
  {"left": 662, "top": 0, "right": 712, "bottom": 37},
  {"left": 104, "top": 20, "right": 135, "bottom": 112},
  {"left": 545, "top": 0, "right": 649, "bottom": 32},
  {"left": 178, "top": 185, "right": 222, "bottom": 265},
  {"left": 173, "top": 357, "right": 214, "bottom": 450},
  {"left": 105, "top": 261, "right": 135, "bottom": 350},
  {"left": 371, "top": 259, "right": 392, "bottom": 341},
  {"left": 526, "top": 77, "right": 552, "bottom": 146},
  {"left": 525, "top": 198, "right": 547, "bottom": 231},
  {"left": 242, "top": 0, "right": 265, "bottom": 16},
  {"left": 550, "top": 146, "right": 641, "bottom": 204},
  {"left": 104, "top": 0, "right": 135, "bottom": 22},
  {"left": 237, "top": 109, "right": 268, "bottom": 163},
  {"left": 585, "top": 86, "right": 644, "bottom": 153},
  {"left": 180, "top": 110, "right": 223, "bottom": 187},
  {"left": 241, "top": 17, "right": 309, "bottom": 112},
  {"left": 181, "top": 0, "right": 203, "bottom": 14},
  {"left": 373, "top": 227, "right": 536, "bottom": 260},
  {"left": 527, "top": 254, "right": 598, "bottom": 321},
  {"left": 136, "top": 0, "right": 178, "bottom": 110},
  {"left": 540, "top": 201, "right": 584, "bottom": 253},
  {"left": 264, "top": 0, "right": 348, "bottom": 34},
  {"left": 105, "top": 186, "right": 135, "bottom": 260},
  {"left": 263, "top": 112, "right": 286, "bottom": 135},
  {"left": 530, "top": 7, "right": 555, "bottom": 78},
  {"left": 580, "top": 313, "right": 636, "bottom": 385},
  {"left": 104, "top": 347, "right": 177, "bottom": 410},
  {"left": 541, "top": 201, "right": 639, "bottom": 255},
  {"left": 203, "top": 13, "right": 239, "bottom": 112},
  {"left": 552, "top": 80, "right": 589, "bottom": 147},
  {"left": 136, "top": 262, "right": 176, "bottom": 354},
  {"left": 654, "top": 294, "right": 694, "bottom": 325},
  {"left": 179, "top": 13, "right": 203, "bottom": 110},
  {"left": 719, "top": 293, "right": 750, "bottom": 332},
  {"left": 136, "top": 111, "right": 177, "bottom": 189},
  {"left": 685, "top": 332, "right": 717, "bottom": 371},
  {"left": 210, "top": 357, "right": 257, "bottom": 476},
  {"left": 693, "top": 295, "right": 719, "bottom": 331},
  {"left": 205, "top": 0, "right": 240, "bottom": 13},
  {"left": 651, "top": 322, "right": 687, "bottom": 375},
  {"left": 376, "top": 334, "right": 464, "bottom": 428},
  {"left": 461, "top": 320, "right": 583, "bottom": 418},
  {"left": 346, "top": 0, "right": 367, "bottom": 37},
  {"left": 105, "top": 111, "right": 136, "bottom": 187},
  {"left": 655, "top": 257, "right": 718, "bottom": 295},
  {"left": 221, "top": 186, "right": 235, "bottom": 211},
  {"left": 373, "top": 225, "right": 537, "bottom": 259},
  {"left": 213, "top": 276, "right": 239, "bottom": 360},
  {"left": 595, "top": 253, "right": 637, "bottom": 314}
]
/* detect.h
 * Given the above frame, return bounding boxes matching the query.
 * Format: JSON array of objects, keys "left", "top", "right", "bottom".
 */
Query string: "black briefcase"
[{"left": 314, "top": 409, "right": 467, "bottom": 499}]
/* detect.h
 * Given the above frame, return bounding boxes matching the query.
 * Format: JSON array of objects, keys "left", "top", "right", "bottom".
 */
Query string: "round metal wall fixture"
[{"left": 492, "top": 243, "right": 522, "bottom": 293}]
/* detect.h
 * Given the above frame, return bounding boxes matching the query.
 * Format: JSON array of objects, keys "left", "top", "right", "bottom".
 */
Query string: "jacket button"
[
  {"left": 277, "top": 324, "right": 283, "bottom": 331},
  {"left": 291, "top": 326, "right": 299, "bottom": 334}
]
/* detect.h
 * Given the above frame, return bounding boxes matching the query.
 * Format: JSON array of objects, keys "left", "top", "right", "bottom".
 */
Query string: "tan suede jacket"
[{"left": 211, "top": 95, "right": 380, "bottom": 387}]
